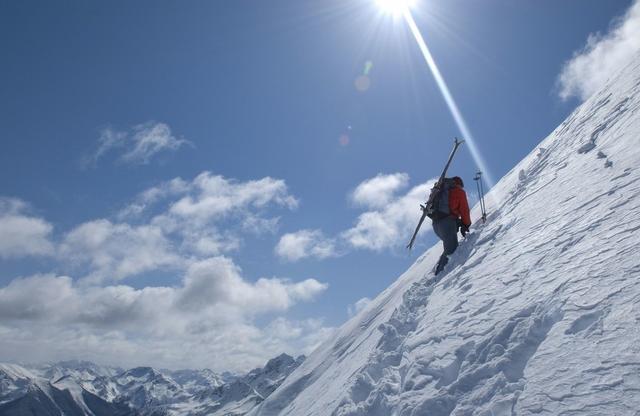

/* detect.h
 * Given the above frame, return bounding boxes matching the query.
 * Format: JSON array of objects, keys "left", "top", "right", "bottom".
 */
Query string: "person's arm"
[
  {"left": 459, "top": 190, "right": 472, "bottom": 226},
  {"left": 450, "top": 188, "right": 472, "bottom": 226}
]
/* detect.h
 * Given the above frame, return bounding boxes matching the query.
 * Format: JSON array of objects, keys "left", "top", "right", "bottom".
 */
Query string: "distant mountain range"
[{"left": 0, "top": 354, "right": 304, "bottom": 416}]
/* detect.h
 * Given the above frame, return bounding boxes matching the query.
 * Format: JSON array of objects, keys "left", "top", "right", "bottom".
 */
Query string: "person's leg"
[
  {"left": 440, "top": 217, "right": 459, "bottom": 256},
  {"left": 435, "top": 217, "right": 459, "bottom": 275},
  {"left": 431, "top": 219, "right": 443, "bottom": 241}
]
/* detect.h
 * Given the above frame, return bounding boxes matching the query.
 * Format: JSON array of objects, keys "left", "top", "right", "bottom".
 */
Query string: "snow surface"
[{"left": 250, "top": 53, "right": 640, "bottom": 416}]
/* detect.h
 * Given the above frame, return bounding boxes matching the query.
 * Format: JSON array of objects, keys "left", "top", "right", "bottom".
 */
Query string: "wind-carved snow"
[{"left": 251, "top": 53, "right": 640, "bottom": 416}]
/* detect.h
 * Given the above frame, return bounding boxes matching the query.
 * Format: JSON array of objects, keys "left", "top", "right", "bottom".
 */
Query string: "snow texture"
[{"left": 250, "top": 52, "right": 640, "bottom": 416}]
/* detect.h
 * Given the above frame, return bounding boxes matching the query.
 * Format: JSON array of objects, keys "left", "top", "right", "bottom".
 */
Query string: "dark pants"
[{"left": 432, "top": 216, "right": 459, "bottom": 258}]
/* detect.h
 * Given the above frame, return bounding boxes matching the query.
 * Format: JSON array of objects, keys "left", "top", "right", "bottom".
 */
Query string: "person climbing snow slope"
[{"left": 433, "top": 176, "right": 471, "bottom": 275}]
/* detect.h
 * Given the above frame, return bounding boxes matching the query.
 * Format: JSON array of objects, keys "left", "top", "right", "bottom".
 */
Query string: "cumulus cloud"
[
  {"left": 63, "top": 172, "right": 298, "bottom": 282},
  {"left": 117, "top": 177, "right": 189, "bottom": 219},
  {"left": 86, "top": 122, "right": 191, "bottom": 166},
  {"left": 0, "top": 172, "right": 326, "bottom": 371},
  {"left": 349, "top": 173, "right": 409, "bottom": 209},
  {"left": 59, "top": 220, "right": 183, "bottom": 283},
  {"left": 177, "top": 257, "right": 327, "bottom": 314},
  {"left": 275, "top": 229, "right": 337, "bottom": 262},
  {"left": 0, "top": 258, "right": 329, "bottom": 371},
  {"left": 558, "top": 0, "right": 640, "bottom": 101},
  {"left": 148, "top": 173, "right": 297, "bottom": 255},
  {"left": 276, "top": 174, "right": 436, "bottom": 261},
  {"left": 120, "top": 172, "right": 297, "bottom": 224},
  {"left": 165, "top": 173, "right": 298, "bottom": 223},
  {"left": 0, "top": 198, "right": 54, "bottom": 259},
  {"left": 342, "top": 178, "right": 436, "bottom": 251}
]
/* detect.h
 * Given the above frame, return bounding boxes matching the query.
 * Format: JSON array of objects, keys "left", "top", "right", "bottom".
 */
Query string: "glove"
[{"left": 460, "top": 223, "right": 470, "bottom": 237}]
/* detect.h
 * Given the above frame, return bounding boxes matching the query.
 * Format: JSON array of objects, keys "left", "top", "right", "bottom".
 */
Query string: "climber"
[{"left": 433, "top": 176, "right": 471, "bottom": 275}]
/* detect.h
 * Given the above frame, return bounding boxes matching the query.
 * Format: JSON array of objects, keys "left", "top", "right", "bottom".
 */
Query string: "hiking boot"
[{"left": 435, "top": 255, "right": 449, "bottom": 275}]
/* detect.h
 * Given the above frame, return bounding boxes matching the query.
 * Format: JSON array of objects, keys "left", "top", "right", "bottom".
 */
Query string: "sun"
[{"left": 375, "top": 0, "right": 417, "bottom": 16}]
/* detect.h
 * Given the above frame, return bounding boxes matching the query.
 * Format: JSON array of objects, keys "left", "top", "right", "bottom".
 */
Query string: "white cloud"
[
  {"left": 87, "top": 122, "right": 190, "bottom": 166},
  {"left": 0, "top": 259, "right": 329, "bottom": 371},
  {"left": 166, "top": 173, "right": 298, "bottom": 224},
  {"left": 0, "top": 173, "right": 326, "bottom": 371},
  {"left": 60, "top": 219, "right": 183, "bottom": 283},
  {"left": 349, "top": 173, "right": 409, "bottom": 209},
  {"left": 121, "top": 172, "right": 297, "bottom": 227},
  {"left": 122, "top": 123, "right": 190, "bottom": 164},
  {"left": 347, "top": 297, "right": 372, "bottom": 317},
  {"left": 0, "top": 198, "right": 54, "bottom": 259},
  {"left": 176, "top": 257, "right": 327, "bottom": 314},
  {"left": 276, "top": 174, "right": 436, "bottom": 260},
  {"left": 342, "top": 178, "right": 436, "bottom": 251},
  {"left": 149, "top": 173, "right": 298, "bottom": 254},
  {"left": 275, "top": 229, "right": 337, "bottom": 262},
  {"left": 558, "top": 0, "right": 640, "bottom": 101},
  {"left": 0, "top": 274, "right": 74, "bottom": 320},
  {"left": 117, "top": 177, "right": 189, "bottom": 219},
  {"left": 64, "top": 172, "right": 299, "bottom": 281},
  {"left": 182, "top": 229, "right": 241, "bottom": 257}
]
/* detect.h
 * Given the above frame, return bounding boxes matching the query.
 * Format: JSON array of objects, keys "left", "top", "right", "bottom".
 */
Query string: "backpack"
[{"left": 426, "top": 177, "right": 456, "bottom": 219}]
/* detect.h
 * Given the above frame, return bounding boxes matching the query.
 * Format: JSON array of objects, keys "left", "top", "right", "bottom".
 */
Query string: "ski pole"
[{"left": 474, "top": 171, "right": 487, "bottom": 223}]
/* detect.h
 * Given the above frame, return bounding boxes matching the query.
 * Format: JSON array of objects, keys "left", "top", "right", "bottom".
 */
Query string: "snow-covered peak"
[
  {"left": 52, "top": 360, "right": 121, "bottom": 377},
  {"left": 0, "top": 364, "right": 38, "bottom": 404},
  {"left": 0, "top": 363, "right": 38, "bottom": 382},
  {"left": 250, "top": 49, "right": 640, "bottom": 415},
  {"left": 243, "top": 353, "right": 305, "bottom": 399},
  {"left": 0, "top": 353, "right": 303, "bottom": 415},
  {"left": 33, "top": 360, "right": 122, "bottom": 391},
  {"left": 116, "top": 366, "right": 163, "bottom": 383},
  {"left": 51, "top": 375, "right": 97, "bottom": 415},
  {"left": 113, "top": 366, "right": 189, "bottom": 409},
  {"left": 166, "top": 368, "right": 228, "bottom": 394},
  {"left": 0, "top": 363, "right": 136, "bottom": 415}
]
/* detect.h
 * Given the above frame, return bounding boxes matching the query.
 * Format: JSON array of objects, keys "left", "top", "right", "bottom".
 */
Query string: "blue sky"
[{"left": 1, "top": 0, "right": 638, "bottom": 371}]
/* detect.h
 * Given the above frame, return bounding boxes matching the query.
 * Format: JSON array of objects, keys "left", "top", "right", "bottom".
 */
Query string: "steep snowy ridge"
[{"left": 251, "top": 53, "right": 640, "bottom": 415}]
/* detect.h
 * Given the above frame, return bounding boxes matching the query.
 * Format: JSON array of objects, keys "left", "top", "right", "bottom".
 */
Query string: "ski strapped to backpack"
[{"left": 407, "top": 138, "right": 465, "bottom": 250}]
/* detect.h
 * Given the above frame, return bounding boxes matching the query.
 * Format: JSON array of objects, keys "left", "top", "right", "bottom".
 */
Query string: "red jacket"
[{"left": 449, "top": 186, "right": 471, "bottom": 226}]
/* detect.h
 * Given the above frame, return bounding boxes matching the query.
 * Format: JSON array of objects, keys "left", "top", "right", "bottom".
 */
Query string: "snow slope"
[{"left": 251, "top": 53, "right": 640, "bottom": 416}]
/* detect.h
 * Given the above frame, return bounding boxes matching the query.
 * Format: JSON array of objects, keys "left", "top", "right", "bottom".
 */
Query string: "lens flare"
[
  {"left": 376, "top": 0, "right": 417, "bottom": 16},
  {"left": 402, "top": 9, "right": 495, "bottom": 191}
]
